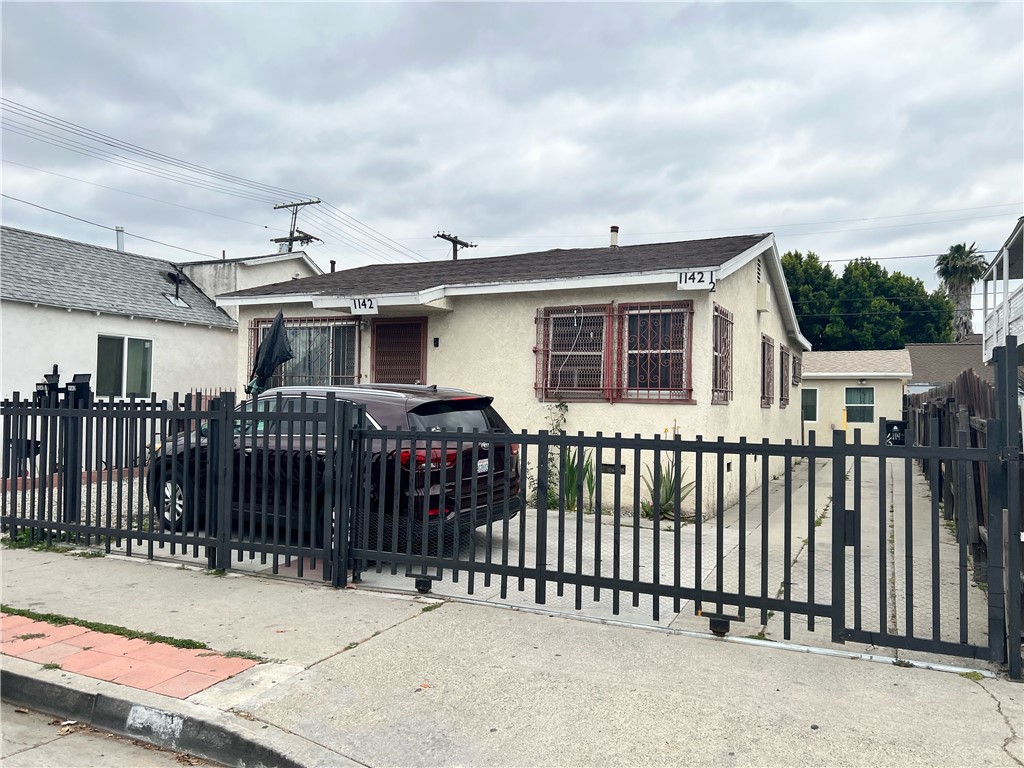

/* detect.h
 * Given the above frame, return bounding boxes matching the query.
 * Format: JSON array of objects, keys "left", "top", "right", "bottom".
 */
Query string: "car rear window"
[{"left": 407, "top": 398, "right": 508, "bottom": 432}]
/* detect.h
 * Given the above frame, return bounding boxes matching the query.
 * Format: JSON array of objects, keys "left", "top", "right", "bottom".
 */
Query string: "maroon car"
[{"left": 147, "top": 384, "right": 522, "bottom": 548}]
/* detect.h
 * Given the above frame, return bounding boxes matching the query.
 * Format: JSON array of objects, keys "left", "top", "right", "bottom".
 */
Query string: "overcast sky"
[{"left": 2, "top": 2, "right": 1022, "bottom": 312}]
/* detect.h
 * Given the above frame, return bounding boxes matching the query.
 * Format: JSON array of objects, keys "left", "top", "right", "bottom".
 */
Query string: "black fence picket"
[{"left": 1, "top": 346, "right": 1021, "bottom": 678}]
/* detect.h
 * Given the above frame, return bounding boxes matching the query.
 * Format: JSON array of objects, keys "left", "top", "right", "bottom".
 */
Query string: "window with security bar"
[
  {"left": 779, "top": 345, "right": 791, "bottom": 408},
  {"left": 761, "top": 334, "right": 775, "bottom": 407},
  {"left": 712, "top": 303, "right": 733, "bottom": 404},
  {"left": 619, "top": 302, "right": 693, "bottom": 401},
  {"left": 535, "top": 305, "right": 608, "bottom": 400},
  {"left": 249, "top": 317, "right": 359, "bottom": 388},
  {"left": 534, "top": 301, "right": 693, "bottom": 402}
]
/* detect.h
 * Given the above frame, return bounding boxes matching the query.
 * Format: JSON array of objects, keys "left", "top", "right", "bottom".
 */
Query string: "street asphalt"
[{"left": 1, "top": 543, "right": 1021, "bottom": 768}]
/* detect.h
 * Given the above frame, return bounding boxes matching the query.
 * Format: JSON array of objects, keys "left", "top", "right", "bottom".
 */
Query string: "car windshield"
[{"left": 407, "top": 398, "right": 507, "bottom": 432}]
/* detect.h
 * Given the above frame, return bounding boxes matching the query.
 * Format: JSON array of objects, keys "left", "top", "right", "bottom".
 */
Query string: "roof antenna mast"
[
  {"left": 434, "top": 231, "right": 476, "bottom": 261},
  {"left": 272, "top": 199, "right": 323, "bottom": 252}
]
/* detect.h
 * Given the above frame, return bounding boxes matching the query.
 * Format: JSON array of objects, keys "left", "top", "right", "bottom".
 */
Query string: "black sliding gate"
[{"left": 3, "top": 348, "right": 1022, "bottom": 678}]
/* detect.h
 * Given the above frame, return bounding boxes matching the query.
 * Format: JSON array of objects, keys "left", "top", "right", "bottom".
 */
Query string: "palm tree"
[{"left": 935, "top": 242, "right": 987, "bottom": 342}]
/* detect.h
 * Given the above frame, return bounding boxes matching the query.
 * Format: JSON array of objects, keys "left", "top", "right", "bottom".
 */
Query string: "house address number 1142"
[
  {"left": 676, "top": 269, "right": 718, "bottom": 291},
  {"left": 349, "top": 297, "right": 379, "bottom": 314}
]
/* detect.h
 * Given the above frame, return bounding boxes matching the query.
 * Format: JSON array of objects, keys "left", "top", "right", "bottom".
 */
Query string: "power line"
[
  {"left": 1, "top": 193, "right": 216, "bottom": 259},
  {"left": 2, "top": 193, "right": 113, "bottom": 232},
  {"left": 1, "top": 99, "right": 430, "bottom": 263},
  {"left": 1, "top": 99, "right": 310, "bottom": 200},
  {"left": 2, "top": 119, "right": 280, "bottom": 203},
  {"left": 2, "top": 159, "right": 283, "bottom": 231},
  {"left": 450, "top": 203, "right": 1021, "bottom": 242}
]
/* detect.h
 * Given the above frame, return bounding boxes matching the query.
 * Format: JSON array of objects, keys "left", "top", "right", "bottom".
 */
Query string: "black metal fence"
[{"left": 2, "top": 346, "right": 1021, "bottom": 678}]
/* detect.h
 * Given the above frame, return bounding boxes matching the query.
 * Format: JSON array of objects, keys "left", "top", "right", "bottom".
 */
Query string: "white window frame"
[
  {"left": 801, "top": 387, "right": 818, "bottom": 423},
  {"left": 844, "top": 386, "right": 875, "bottom": 424},
  {"left": 96, "top": 334, "right": 153, "bottom": 399}
]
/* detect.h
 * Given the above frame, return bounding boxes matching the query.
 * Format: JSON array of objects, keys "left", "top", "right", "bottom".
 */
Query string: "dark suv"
[{"left": 146, "top": 384, "right": 522, "bottom": 547}]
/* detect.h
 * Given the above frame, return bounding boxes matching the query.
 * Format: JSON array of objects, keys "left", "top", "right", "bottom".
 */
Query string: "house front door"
[{"left": 371, "top": 318, "right": 427, "bottom": 384}]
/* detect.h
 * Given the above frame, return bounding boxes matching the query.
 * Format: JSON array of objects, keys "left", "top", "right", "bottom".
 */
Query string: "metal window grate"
[
  {"left": 534, "top": 305, "right": 610, "bottom": 400},
  {"left": 616, "top": 302, "right": 693, "bottom": 401},
  {"left": 373, "top": 320, "right": 425, "bottom": 384},
  {"left": 779, "top": 345, "right": 791, "bottom": 408},
  {"left": 712, "top": 304, "right": 733, "bottom": 403},
  {"left": 249, "top": 317, "right": 359, "bottom": 388},
  {"left": 761, "top": 334, "right": 775, "bottom": 407},
  {"left": 534, "top": 301, "right": 693, "bottom": 402}
]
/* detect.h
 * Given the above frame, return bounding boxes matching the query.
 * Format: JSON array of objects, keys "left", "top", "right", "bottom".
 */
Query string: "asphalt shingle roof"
[
  {"left": 221, "top": 233, "right": 771, "bottom": 299},
  {"left": 905, "top": 338, "right": 993, "bottom": 386},
  {"left": 802, "top": 349, "right": 912, "bottom": 377},
  {"left": 0, "top": 226, "right": 235, "bottom": 329}
]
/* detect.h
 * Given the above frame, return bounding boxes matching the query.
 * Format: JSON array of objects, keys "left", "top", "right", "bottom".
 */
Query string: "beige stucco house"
[
  {"left": 800, "top": 349, "right": 912, "bottom": 446},
  {"left": 218, "top": 229, "right": 810, "bottom": 508}
]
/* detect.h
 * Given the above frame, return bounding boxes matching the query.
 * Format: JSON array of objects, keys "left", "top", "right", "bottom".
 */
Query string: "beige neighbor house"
[
  {"left": 218, "top": 229, "right": 810, "bottom": 509},
  {"left": 800, "top": 349, "right": 912, "bottom": 446}
]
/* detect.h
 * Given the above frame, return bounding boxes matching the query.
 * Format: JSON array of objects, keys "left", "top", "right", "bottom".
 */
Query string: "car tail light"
[{"left": 400, "top": 448, "right": 458, "bottom": 469}]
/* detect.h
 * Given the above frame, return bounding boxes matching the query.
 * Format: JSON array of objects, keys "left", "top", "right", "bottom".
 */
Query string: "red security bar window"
[
  {"left": 712, "top": 303, "right": 733, "bottom": 404},
  {"left": 779, "top": 345, "right": 791, "bottom": 408},
  {"left": 761, "top": 334, "right": 775, "bottom": 407}
]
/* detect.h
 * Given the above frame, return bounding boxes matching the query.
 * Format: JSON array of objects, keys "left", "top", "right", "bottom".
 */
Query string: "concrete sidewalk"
[{"left": 1, "top": 547, "right": 1021, "bottom": 767}]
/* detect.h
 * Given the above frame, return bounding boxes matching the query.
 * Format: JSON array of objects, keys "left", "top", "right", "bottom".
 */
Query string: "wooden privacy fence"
[{"left": 906, "top": 343, "right": 1023, "bottom": 665}]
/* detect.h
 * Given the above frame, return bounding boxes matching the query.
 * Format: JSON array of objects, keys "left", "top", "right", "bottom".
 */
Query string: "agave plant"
[{"left": 640, "top": 454, "right": 696, "bottom": 520}]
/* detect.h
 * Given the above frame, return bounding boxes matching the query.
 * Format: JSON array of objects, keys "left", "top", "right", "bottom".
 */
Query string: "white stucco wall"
[
  {"left": 231, "top": 254, "right": 806, "bottom": 510},
  {"left": 800, "top": 377, "right": 906, "bottom": 446},
  {"left": 185, "top": 256, "right": 319, "bottom": 321},
  {"left": 1, "top": 301, "right": 237, "bottom": 400}
]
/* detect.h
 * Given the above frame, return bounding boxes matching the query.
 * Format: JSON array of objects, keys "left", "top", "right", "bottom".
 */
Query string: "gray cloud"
[{"left": 1, "top": 0, "right": 1020, "bottom": 302}]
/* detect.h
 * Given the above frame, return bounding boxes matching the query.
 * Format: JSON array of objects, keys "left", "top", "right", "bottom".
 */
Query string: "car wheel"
[{"left": 152, "top": 463, "right": 194, "bottom": 532}]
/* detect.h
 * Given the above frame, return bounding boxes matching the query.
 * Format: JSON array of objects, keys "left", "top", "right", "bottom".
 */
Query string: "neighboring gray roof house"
[
  {"left": 0, "top": 226, "right": 234, "bottom": 328},
  {"left": 801, "top": 349, "right": 913, "bottom": 379},
  {"left": 905, "top": 335, "right": 994, "bottom": 389}
]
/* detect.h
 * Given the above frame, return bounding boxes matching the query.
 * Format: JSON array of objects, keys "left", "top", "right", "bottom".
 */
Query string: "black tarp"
[{"left": 245, "top": 310, "right": 294, "bottom": 395}]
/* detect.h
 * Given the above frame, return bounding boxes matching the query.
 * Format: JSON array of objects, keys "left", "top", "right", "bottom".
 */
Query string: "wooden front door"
[{"left": 371, "top": 318, "right": 427, "bottom": 384}]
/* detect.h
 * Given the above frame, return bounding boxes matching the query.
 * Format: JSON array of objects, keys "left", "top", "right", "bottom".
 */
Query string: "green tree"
[
  {"left": 780, "top": 250, "right": 837, "bottom": 347},
  {"left": 783, "top": 254, "right": 954, "bottom": 350},
  {"left": 935, "top": 242, "right": 987, "bottom": 342}
]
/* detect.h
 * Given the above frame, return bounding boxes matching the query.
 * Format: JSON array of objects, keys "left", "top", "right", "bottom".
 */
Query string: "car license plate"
[{"left": 476, "top": 458, "right": 490, "bottom": 474}]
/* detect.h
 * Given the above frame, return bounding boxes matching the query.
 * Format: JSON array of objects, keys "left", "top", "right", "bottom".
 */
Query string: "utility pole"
[
  {"left": 434, "top": 231, "right": 476, "bottom": 261},
  {"left": 272, "top": 199, "right": 323, "bottom": 252}
]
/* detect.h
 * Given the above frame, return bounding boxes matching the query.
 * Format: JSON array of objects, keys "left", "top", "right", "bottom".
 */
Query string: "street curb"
[{"left": 1, "top": 657, "right": 355, "bottom": 767}]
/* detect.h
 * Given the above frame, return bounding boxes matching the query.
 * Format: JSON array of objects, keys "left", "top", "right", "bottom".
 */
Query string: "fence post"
[
  {"left": 207, "top": 392, "right": 234, "bottom": 571},
  {"left": 831, "top": 429, "right": 847, "bottom": 644},
  {"left": 997, "top": 338, "right": 1022, "bottom": 679},
  {"left": 985, "top": 418, "right": 1007, "bottom": 665},
  {"left": 535, "top": 431, "right": 549, "bottom": 605}
]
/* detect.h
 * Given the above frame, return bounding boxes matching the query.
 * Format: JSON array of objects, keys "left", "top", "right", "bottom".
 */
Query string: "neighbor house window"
[
  {"left": 801, "top": 388, "right": 818, "bottom": 422},
  {"left": 534, "top": 301, "right": 693, "bottom": 402},
  {"left": 760, "top": 334, "right": 774, "bottom": 407},
  {"left": 96, "top": 336, "right": 152, "bottom": 398},
  {"left": 792, "top": 355, "right": 803, "bottom": 386},
  {"left": 712, "top": 304, "right": 733, "bottom": 404},
  {"left": 779, "top": 345, "right": 791, "bottom": 408},
  {"left": 845, "top": 387, "right": 874, "bottom": 423},
  {"left": 249, "top": 317, "right": 359, "bottom": 387}
]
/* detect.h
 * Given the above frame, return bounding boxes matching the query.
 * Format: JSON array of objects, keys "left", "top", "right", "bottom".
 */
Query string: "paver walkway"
[{"left": 0, "top": 612, "right": 257, "bottom": 698}]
